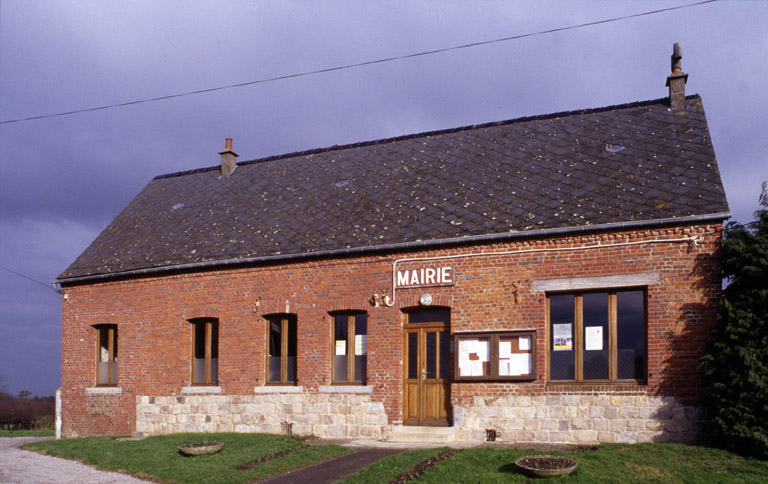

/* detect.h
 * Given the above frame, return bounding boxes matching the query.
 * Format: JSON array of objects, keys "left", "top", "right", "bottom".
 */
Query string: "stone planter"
[
  {"left": 178, "top": 442, "right": 224, "bottom": 456},
  {"left": 514, "top": 455, "right": 577, "bottom": 477}
]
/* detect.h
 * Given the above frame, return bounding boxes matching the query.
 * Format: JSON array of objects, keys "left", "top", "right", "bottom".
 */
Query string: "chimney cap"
[
  {"left": 665, "top": 42, "right": 688, "bottom": 87},
  {"left": 219, "top": 137, "right": 239, "bottom": 157}
]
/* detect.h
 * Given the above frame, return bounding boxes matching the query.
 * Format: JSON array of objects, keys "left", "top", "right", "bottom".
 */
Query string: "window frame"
[
  {"left": 266, "top": 314, "right": 297, "bottom": 386},
  {"left": 95, "top": 324, "right": 118, "bottom": 386},
  {"left": 547, "top": 288, "right": 647, "bottom": 384},
  {"left": 190, "top": 318, "right": 219, "bottom": 386},
  {"left": 453, "top": 330, "right": 536, "bottom": 382},
  {"left": 330, "top": 312, "right": 367, "bottom": 385}
]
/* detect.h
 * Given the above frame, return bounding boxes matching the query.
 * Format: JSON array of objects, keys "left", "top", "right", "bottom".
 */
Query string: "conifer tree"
[{"left": 700, "top": 182, "right": 768, "bottom": 458}]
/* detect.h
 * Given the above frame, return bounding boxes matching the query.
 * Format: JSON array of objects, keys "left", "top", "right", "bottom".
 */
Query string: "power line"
[
  {"left": 0, "top": 263, "right": 56, "bottom": 292},
  {"left": 0, "top": 0, "right": 719, "bottom": 126}
]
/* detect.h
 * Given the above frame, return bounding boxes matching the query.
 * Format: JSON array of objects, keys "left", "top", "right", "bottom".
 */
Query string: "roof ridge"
[{"left": 154, "top": 95, "right": 699, "bottom": 180}]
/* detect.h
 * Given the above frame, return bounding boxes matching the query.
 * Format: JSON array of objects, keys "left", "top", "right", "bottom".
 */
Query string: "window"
[
  {"left": 548, "top": 289, "right": 646, "bottom": 383},
  {"left": 454, "top": 330, "right": 536, "bottom": 381},
  {"left": 96, "top": 325, "right": 117, "bottom": 385},
  {"left": 267, "top": 315, "right": 297, "bottom": 384},
  {"left": 332, "top": 312, "right": 367, "bottom": 384},
  {"left": 191, "top": 319, "right": 218, "bottom": 385}
]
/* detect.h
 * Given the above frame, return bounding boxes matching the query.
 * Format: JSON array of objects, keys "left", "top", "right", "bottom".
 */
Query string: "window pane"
[
  {"left": 194, "top": 322, "right": 206, "bottom": 359},
  {"left": 439, "top": 331, "right": 450, "bottom": 379},
  {"left": 550, "top": 294, "right": 575, "bottom": 380},
  {"left": 286, "top": 356, "right": 296, "bottom": 382},
  {"left": 354, "top": 314, "right": 367, "bottom": 383},
  {"left": 617, "top": 291, "right": 645, "bottom": 380},
  {"left": 269, "top": 321, "right": 281, "bottom": 357},
  {"left": 582, "top": 293, "right": 609, "bottom": 380},
  {"left": 333, "top": 315, "right": 348, "bottom": 381},
  {"left": 407, "top": 308, "right": 450, "bottom": 324},
  {"left": 98, "top": 362, "right": 109, "bottom": 384},
  {"left": 355, "top": 314, "right": 367, "bottom": 336},
  {"left": 287, "top": 318, "right": 297, "bottom": 358},
  {"left": 210, "top": 357, "right": 218, "bottom": 383},
  {"left": 426, "top": 332, "right": 437, "bottom": 379},
  {"left": 268, "top": 357, "right": 281, "bottom": 382},
  {"left": 210, "top": 322, "right": 218, "bottom": 359},
  {"left": 354, "top": 355, "right": 366, "bottom": 383},
  {"left": 407, "top": 332, "right": 418, "bottom": 379},
  {"left": 193, "top": 358, "right": 205, "bottom": 383}
]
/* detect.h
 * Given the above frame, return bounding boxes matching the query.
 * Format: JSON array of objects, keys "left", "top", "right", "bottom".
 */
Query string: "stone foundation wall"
[
  {"left": 453, "top": 395, "right": 703, "bottom": 444},
  {"left": 136, "top": 389, "right": 390, "bottom": 439}
]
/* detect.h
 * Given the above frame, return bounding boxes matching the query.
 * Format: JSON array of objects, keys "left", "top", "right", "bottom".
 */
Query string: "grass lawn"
[
  {"left": 342, "top": 443, "right": 768, "bottom": 484},
  {"left": 0, "top": 429, "right": 55, "bottom": 437},
  {"left": 23, "top": 434, "right": 768, "bottom": 484},
  {"left": 24, "top": 432, "right": 353, "bottom": 484}
]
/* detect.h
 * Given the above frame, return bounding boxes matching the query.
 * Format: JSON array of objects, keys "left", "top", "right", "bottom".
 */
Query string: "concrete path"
[
  {"left": 259, "top": 447, "right": 405, "bottom": 484},
  {"left": 0, "top": 437, "right": 151, "bottom": 484}
]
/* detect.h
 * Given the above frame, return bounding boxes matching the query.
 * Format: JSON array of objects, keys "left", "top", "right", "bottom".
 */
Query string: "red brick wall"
[{"left": 60, "top": 223, "right": 722, "bottom": 436}]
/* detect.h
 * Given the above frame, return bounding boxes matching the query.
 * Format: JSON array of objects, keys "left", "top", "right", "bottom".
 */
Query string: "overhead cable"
[{"left": 0, "top": 0, "right": 719, "bottom": 126}]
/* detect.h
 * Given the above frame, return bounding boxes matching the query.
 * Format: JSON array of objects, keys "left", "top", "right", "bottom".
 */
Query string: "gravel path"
[{"left": 0, "top": 437, "right": 151, "bottom": 484}]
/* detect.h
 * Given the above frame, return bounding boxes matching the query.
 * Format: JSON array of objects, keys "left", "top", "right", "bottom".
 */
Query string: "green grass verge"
[
  {"left": 0, "top": 429, "right": 55, "bottom": 437},
  {"left": 343, "top": 444, "right": 768, "bottom": 484},
  {"left": 24, "top": 433, "right": 353, "bottom": 484}
]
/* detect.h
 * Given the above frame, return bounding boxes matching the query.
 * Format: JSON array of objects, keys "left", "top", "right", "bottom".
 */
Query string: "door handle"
[{"left": 421, "top": 369, "right": 427, "bottom": 380}]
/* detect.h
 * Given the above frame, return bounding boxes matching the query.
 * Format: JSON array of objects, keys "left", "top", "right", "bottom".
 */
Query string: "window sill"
[
  {"left": 319, "top": 385, "right": 373, "bottom": 394},
  {"left": 181, "top": 386, "right": 222, "bottom": 394},
  {"left": 254, "top": 386, "right": 303, "bottom": 394},
  {"left": 86, "top": 387, "right": 122, "bottom": 395}
]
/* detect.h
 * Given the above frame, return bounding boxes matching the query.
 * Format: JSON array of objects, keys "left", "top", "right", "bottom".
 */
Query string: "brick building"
[{"left": 57, "top": 53, "right": 729, "bottom": 443}]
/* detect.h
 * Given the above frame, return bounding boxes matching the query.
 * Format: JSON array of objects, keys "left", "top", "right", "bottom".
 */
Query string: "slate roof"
[{"left": 59, "top": 95, "right": 729, "bottom": 281}]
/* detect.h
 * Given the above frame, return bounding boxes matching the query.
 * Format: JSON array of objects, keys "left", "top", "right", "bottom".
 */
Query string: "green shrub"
[{"left": 700, "top": 182, "right": 768, "bottom": 459}]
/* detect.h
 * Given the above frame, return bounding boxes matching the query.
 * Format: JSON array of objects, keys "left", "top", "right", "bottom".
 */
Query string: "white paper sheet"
[
  {"left": 499, "top": 359, "right": 512, "bottom": 376},
  {"left": 499, "top": 341, "right": 512, "bottom": 358},
  {"left": 476, "top": 340, "right": 490, "bottom": 362},
  {"left": 585, "top": 326, "right": 603, "bottom": 351},
  {"left": 518, "top": 336, "right": 531, "bottom": 351},
  {"left": 335, "top": 340, "right": 346, "bottom": 355},
  {"left": 510, "top": 353, "right": 531, "bottom": 375},
  {"left": 355, "top": 335, "right": 367, "bottom": 355}
]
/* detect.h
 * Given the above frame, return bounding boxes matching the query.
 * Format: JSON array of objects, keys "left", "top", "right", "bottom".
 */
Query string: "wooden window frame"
[
  {"left": 453, "top": 330, "right": 537, "bottom": 382},
  {"left": 95, "top": 324, "right": 118, "bottom": 386},
  {"left": 331, "top": 312, "right": 367, "bottom": 385},
  {"left": 191, "top": 319, "right": 218, "bottom": 386},
  {"left": 547, "top": 289, "right": 647, "bottom": 384},
  {"left": 266, "top": 314, "right": 297, "bottom": 385}
]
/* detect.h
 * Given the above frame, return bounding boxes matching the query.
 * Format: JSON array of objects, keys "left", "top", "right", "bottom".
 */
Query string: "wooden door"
[{"left": 403, "top": 322, "right": 451, "bottom": 426}]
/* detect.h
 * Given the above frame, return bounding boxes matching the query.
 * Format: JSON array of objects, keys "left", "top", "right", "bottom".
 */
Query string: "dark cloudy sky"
[{"left": 1, "top": 1, "right": 766, "bottom": 397}]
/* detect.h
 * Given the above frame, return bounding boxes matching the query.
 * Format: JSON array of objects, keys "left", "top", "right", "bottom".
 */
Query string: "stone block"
[
  {"left": 616, "top": 431, "right": 637, "bottom": 443},
  {"left": 574, "top": 430, "right": 598, "bottom": 443},
  {"left": 593, "top": 419, "right": 610, "bottom": 431},
  {"left": 627, "top": 419, "right": 645, "bottom": 431},
  {"left": 588, "top": 406, "right": 603, "bottom": 418},
  {"left": 563, "top": 395, "right": 580, "bottom": 406},
  {"left": 597, "top": 431, "right": 616, "bottom": 443},
  {"left": 571, "top": 418, "right": 592, "bottom": 430}
]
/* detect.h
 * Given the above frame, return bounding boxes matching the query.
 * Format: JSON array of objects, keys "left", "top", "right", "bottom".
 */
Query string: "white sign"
[
  {"left": 335, "top": 340, "right": 346, "bottom": 356},
  {"left": 553, "top": 324, "right": 573, "bottom": 351},
  {"left": 585, "top": 326, "right": 604, "bottom": 351},
  {"left": 396, "top": 266, "right": 454, "bottom": 288}
]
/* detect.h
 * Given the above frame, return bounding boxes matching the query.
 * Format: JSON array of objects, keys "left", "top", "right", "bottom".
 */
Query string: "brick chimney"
[
  {"left": 665, "top": 42, "right": 689, "bottom": 110},
  {"left": 219, "top": 138, "right": 239, "bottom": 177}
]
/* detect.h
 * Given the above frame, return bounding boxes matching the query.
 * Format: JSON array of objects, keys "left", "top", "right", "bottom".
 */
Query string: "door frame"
[{"left": 403, "top": 316, "right": 452, "bottom": 426}]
